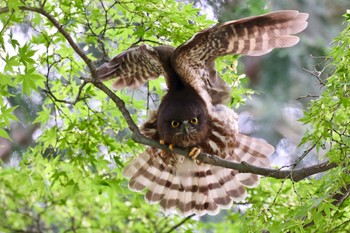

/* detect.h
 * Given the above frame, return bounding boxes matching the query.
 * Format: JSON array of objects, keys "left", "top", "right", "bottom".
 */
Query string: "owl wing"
[
  {"left": 172, "top": 10, "right": 308, "bottom": 103},
  {"left": 96, "top": 44, "right": 172, "bottom": 89},
  {"left": 123, "top": 105, "right": 274, "bottom": 216}
]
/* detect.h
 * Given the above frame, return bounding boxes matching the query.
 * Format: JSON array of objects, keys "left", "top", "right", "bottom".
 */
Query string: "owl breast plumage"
[{"left": 97, "top": 10, "right": 308, "bottom": 216}]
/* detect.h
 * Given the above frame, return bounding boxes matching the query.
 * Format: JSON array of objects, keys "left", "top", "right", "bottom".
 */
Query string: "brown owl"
[{"left": 97, "top": 10, "right": 308, "bottom": 216}]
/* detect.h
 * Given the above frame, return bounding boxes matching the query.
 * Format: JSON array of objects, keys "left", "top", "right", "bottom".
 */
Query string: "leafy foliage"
[{"left": 0, "top": 0, "right": 349, "bottom": 233}]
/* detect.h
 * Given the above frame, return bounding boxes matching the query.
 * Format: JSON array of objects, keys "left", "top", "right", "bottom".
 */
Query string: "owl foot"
[
  {"left": 189, "top": 147, "right": 203, "bottom": 165},
  {"left": 159, "top": 139, "right": 166, "bottom": 145},
  {"left": 189, "top": 147, "right": 201, "bottom": 159},
  {"left": 160, "top": 150, "right": 167, "bottom": 157},
  {"left": 159, "top": 140, "right": 174, "bottom": 151},
  {"left": 159, "top": 139, "right": 175, "bottom": 158}
]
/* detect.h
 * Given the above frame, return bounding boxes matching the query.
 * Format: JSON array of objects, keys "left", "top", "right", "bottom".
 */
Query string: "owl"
[{"left": 97, "top": 10, "right": 308, "bottom": 216}]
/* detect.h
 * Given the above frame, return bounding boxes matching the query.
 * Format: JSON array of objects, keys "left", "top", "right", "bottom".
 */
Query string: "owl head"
[{"left": 156, "top": 88, "right": 209, "bottom": 148}]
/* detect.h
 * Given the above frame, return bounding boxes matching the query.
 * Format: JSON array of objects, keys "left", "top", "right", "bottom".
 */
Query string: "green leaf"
[
  {"left": 7, "top": 0, "right": 25, "bottom": 11},
  {"left": 33, "top": 106, "right": 51, "bottom": 124},
  {"left": 0, "top": 128, "right": 11, "bottom": 140},
  {"left": 4, "top": 55, "right": 21, "bottom": 72}
]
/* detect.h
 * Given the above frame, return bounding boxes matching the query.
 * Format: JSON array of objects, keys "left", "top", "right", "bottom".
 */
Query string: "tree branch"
[
  {"left": 95, "top": 79, "right": 338, "bottom": 181},
  {"left": 145, "top": 135, "right": 337, "bottom": 182},
  {"left": 332, "top": 183, "right": 350, "bottom": 207}
]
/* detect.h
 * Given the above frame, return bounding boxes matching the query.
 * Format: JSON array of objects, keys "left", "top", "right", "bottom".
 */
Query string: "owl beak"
[{"left": 181, "top": 122, "right": 190, "bottom": 135}]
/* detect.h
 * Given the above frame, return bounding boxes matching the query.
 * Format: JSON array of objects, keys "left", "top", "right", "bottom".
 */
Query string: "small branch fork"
[{"left": 0, "top": 5, "right": 339, "bottom": 182}]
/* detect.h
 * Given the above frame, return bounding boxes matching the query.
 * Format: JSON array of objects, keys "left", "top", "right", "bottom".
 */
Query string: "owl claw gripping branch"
[
  {"left": 97, "top": 10, "right": 308, "bottom": 216},
  {"left": 160, "top": 138, "right": 201, "bottom": 164},
  {"left": 188, "top": 147, "right": 202, "bottom": 165},
  {"left": 159, "top": 139, "right": 173, "bottom": 155},
  {"left": 159, "top": 139, "right": 174, "bottom": 151},
  {"left": 188, "top": 147, "right": 201, "bottom": 160},
  {"left": 159, "top": 139, "right": 176, "bottom": 160}
]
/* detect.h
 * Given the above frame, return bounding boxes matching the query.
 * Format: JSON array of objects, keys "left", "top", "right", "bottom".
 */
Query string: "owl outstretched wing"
[
  {"left": 96, "top": 44, "right": 174, "bottom": 89},
  {"left": 96, "top": 43, "right": 232, "bottom": 104},
  {"left": 172, "top": 10, "right": 308, "bottom": 103},
  {"left": 97, "top": 11, "right": 308, "bottom": 104}
]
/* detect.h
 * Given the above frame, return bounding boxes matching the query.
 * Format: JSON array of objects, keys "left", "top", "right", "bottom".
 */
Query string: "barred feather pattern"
[
  {"left": 96, "top": 44, "right": 166, "bottom": 89},
  {"left": 97, "top": 11, "right": 308, "bottom": 107},
  {"left": 172, "top": 10, "right": 308, "bottom": 106},
  {"left": 122, "top": 105, "right": 274, "bottom": 216},
  {"left": 98, "top": 10, "right": 307, "bottom": 216}
]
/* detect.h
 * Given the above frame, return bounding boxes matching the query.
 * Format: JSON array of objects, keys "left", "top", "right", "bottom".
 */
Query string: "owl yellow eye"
[
  {"left": 190, "top": 117, "right": 199, "bottom": 125},
  {"left": 171, "top": 120, "right": 180, "bottom": 128}
]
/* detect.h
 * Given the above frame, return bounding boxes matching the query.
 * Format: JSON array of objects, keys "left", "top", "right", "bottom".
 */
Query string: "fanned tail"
[{"left": 122, "top": 133, "right": 274, "bottom": 216}]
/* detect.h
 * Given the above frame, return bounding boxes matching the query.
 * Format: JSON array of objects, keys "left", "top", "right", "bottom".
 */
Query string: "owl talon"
[
  {"left": 195, "top": 160, "right": 204, "bottom": 166},
  {"left": 159, "top": 140, "right": 175, "bottom": 157},
  {"left": 189, "top": 147, "right": 201, "bottom": 160},
  {"left": 160, "top": 139, "right": 175, "bottom": 151},
  {"left": 160, "top": 150, "right": 167, "bottom": 157}
]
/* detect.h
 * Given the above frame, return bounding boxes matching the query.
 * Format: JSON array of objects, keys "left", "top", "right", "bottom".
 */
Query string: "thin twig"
[
  {"left": 270, "top": 180, "right": 285, "bottom": 207},
  {"left": 329, "top": 219, "right": 350, "bottom": 233},
  {"left": 303, "top": 67, "right": 326, "bottom": 86},
  {"left": 293, "top": 141, "right": 319, "bottom": 167},
  {"left": 165, "top": 214, "right": 195, "bottom": 233},
  {"left": 43, "top": 79, "right": 90, "bottom": 105},
  {"left": 0, "top": 9, "right": 13, "bottom": 35},
  {"left": 295, "top": 94, "right": 319, "bottom": 100}
]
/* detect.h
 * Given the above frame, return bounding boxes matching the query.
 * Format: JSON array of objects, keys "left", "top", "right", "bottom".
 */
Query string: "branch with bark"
[
  {"left": 0, "top": 5, "right": 339, "bottom": 182},
  {"left": 101, "top": 81, "right": 338, "bottom": 182}
]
